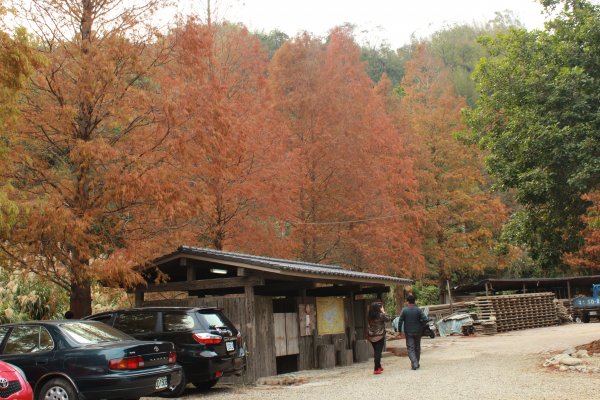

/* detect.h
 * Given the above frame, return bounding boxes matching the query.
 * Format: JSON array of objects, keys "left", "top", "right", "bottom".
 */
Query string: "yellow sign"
[{"left": 316, "top": 297, "right": 345, "bottom": 335}]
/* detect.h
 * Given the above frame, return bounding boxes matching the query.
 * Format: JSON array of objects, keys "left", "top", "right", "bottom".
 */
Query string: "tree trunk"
[{"left": 70, "top": 280, "right": 92, "bottom": 318}]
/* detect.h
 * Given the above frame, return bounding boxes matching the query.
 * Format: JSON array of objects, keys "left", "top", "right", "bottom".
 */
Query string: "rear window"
[
  {"left": 61, "top": 321, "right": 133, "bottom": 344},
  {"left": 114, "top": 312, "right": 158, "bottom": 335},
  {"left": 163, "top": 313, "right": 195, "bottom": 332},
  {"left": 196, "top": 310, "right": 236, "bottom": 331}
]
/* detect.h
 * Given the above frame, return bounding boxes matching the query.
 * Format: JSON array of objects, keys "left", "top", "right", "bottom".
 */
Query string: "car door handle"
[{"left": 36, "top": 359, "right": 48, "bottom": 365}]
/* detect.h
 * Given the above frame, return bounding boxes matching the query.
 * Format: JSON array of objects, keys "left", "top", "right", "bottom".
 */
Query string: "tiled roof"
[{"left": 156, "top": 245, "right": 412, "bottom": 285}]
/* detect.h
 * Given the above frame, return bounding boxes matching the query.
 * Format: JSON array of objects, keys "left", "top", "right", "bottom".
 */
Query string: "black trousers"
[
  {"left": 405, "top": 333, "right": 422, "bottom": 368},
  {"left": 370, "top": 338, "right": 385, "bottom": 370}
]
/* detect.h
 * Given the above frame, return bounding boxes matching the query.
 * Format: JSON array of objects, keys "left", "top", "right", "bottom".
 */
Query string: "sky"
[{"left": 172, "top": 0, "right": 549, "bottom": 48}]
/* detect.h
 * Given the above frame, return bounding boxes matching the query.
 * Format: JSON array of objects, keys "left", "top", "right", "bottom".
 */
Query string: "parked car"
[
  {"left": 0, "top": 320, "right": 182, "bottom": 400},
  {"left": 0, "top": 360, "right": 33, "bottom": 400},
  {"left": 85, "top": 307, "right": 246, "bottom": 396}
]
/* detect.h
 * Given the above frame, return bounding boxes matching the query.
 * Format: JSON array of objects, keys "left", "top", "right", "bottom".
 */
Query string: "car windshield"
[{"left": 60, "top": 321, "right": 133, "bottom": 344}]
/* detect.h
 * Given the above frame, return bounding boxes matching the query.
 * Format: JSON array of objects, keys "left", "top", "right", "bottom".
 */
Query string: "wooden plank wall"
[
  {"left": 253, "top": 296, "right": 277, "bottom": 379},
  {"left": 274, "top": 313, "right": 287, "bottom": 356},
  {"left": 274, "top": 313, "right": 300, "bottom": 356},
  {"left": 286, "top": 313, "right": 300, "bottom": 354}
]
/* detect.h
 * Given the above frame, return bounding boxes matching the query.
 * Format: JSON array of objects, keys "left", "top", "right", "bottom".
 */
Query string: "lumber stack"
[
  {"left": 475, "top": 292, "right": 558, "bottom": 333},
  {"left": 472, "top": 319, "right": 498, "bottom": 335}
]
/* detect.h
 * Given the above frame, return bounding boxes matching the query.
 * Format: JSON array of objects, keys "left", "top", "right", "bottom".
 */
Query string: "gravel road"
[{"left": 158, "top": 323, "right": 600, "bottom": 400}]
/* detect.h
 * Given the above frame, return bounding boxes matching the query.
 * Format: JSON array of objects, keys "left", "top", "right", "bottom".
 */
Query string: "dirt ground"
[{"left": 154, "top": 323, "right": 600, "bottom": 400}]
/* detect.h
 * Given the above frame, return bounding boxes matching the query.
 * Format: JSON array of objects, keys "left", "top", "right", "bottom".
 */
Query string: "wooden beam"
[
  {"left": 307, "top": 284, "right": 364, "bottom": 297},
  {"left": 143, "top": 277, "right": 263, "bottom": 293},
  {"left": 255, "top": 287, "right": 302, "bottom": 297},
  {"left": 354, "top": 286, "right": 390, "bottom": 295}
]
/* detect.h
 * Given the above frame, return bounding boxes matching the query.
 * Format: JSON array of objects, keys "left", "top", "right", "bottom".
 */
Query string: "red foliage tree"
[
  {"left": 399, "top": 44, "right": 511, "bottom": 286},
  {"left": 269, "top": 28, "right": 422, "bottom": 276},
  {"left": 0, "top": 0, "right": 187, "bottom": 317},
  {"left": 165, "top": 20, "right": 291, "bottom": 254}
]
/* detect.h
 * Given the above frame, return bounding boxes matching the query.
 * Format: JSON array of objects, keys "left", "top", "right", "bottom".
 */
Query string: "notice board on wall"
[{"left": 316, "top": 297, "right": 345, "bottom": 335}]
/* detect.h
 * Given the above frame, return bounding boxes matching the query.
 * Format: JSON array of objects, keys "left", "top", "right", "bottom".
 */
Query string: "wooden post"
[
  {"left": 446, "top": 280, "right": 454, "bottom": 313},
  {"left": 567, "top": 280, "right": 572, "bottom": 300},
  {"left": 312, "top": 323, "right": 319, "bottom": 369},
  {"left": 244, "top": 285, "right": 256, "bottom": 379},
  {"left": 522, "top": 283, "right": 527, "bottom": 294},
  {"left": 349, "top": 292, "right": 356, "bottom": 347},
  {"left": 182, "top": 258, "right": 194, "bottom": 281},
  {"left": 134, "top": 288, "right": 144, "bottom": 307},
  {"left": 485, "top": 282, "right": 489, "bottom": 296}
]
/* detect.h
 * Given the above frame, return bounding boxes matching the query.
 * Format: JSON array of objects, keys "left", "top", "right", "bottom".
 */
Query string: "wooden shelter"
[
  {"left": 135, "top": 246, "right": 412, "bottom": 383},
  {"left": 451, "top": 275, "right": 600, "bottom": 301}
]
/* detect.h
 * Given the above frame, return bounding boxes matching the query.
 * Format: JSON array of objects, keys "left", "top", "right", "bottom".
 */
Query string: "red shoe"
[
  {"left": 380, "top": 367, "right": 384, "bottom": 371},
  {"left": 373, "top": 368, "right": 383, "bottom": 374}
]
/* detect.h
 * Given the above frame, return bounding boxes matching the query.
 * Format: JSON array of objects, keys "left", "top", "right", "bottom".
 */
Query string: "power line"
[
  {"left": 293, "top": 203, "right": 444, "bottom": 226},
  {"left": 294, "top": 211, "right": 412, "bottom": 226}
]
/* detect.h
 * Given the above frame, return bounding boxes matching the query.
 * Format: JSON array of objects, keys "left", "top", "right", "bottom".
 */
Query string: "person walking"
[
  {"left": 366, "top": 301, "right": 391, "bottom": 374},
  {"left": 398, "top": 294, "right": 428, "bottom": 370}
]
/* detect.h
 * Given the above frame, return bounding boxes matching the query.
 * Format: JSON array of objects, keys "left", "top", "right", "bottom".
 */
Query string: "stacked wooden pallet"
[{"left": 474, "top": 293, "right": 558, "bottom": 333}]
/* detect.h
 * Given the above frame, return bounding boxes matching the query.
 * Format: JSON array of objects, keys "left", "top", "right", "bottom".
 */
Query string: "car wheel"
[
  {"left": 159, "top": 371, "right": 187, "bottom": 398},
  {"left": 39, "top": 378, "right": 77, "bottom": 400},
  {"left": 192, "top": 379, "right": 219, "bottom": 391}
]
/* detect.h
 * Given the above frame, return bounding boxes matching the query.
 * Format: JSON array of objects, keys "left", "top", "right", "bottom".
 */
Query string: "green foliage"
[
  {"left": 413, "top": 282, "right": 440, "bottom": 306},
  {"left": 0, "top": 270, "right": 69, "bottom": 322},
  {"left": 428, "top": 11, "right": 524, "bottom": 106},
  {"left": 0, "top": 8, "right": 43, "bottom": 238},
  {"left": 0, "top": 188, "right": 18, "bottom": 236},
  {"left": 360, "top": 44, "right": 407, "bottom": 87},
  {"left": 0, "top": 25, "right": 43, "bottom": 126},
  {"left": 0, "top": 269, "right": 131, "bottom": 322},
  {"left": 255, "top": 29, "right": 289, "bottom": 59},
  {"left": 466, "top": 0, "right": 600, "bottom": 273}
]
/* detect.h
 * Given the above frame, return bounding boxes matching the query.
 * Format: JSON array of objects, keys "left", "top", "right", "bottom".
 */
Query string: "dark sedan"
[{"left": 0, "top": 321, "right": 182, "bottom": 400}]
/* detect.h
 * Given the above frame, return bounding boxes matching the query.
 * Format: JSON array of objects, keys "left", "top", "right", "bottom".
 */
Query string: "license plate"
[
  {"left": 155, "top": 376, "right": 168, "bottom": 390},
  {"left": 226, "top": 341, "right": 235, "bottom": 351},
  {"left": 590, "top": 311, "right": 597, "bottom": 316}
]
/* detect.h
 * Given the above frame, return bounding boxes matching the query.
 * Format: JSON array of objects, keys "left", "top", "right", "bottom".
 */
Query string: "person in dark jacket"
[
  {"left": 367, "top": 301, "right": 391, "bottom": 374},
  {"left": 398, "top": 294, "right": 428, "bottom": 370}
]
